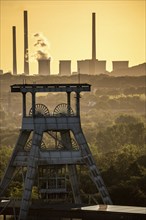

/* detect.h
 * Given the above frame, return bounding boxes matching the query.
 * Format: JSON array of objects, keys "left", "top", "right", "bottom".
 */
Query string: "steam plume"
[{"left": 33, "top": 32, "right": 51, "bottom": 60}]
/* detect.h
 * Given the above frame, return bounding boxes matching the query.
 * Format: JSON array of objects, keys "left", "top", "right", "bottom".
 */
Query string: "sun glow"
[{"left": 0, "top": 0, "right": 145, "bottom": 74}]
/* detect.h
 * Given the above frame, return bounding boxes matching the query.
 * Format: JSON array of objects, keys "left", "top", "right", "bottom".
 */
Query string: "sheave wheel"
[
  {"left": 29, "top": 103, "right": 50, "bottom": 117},
  {"left": 53, "top": 103, "right": 74, "bottom": 117}
]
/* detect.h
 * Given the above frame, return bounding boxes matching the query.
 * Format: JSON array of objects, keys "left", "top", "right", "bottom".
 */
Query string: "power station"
[
  {"left": 77, "top": 13, "right": 107, "bottom": 75},
  {"left": 10, "top": 10, "right": 129, "bottom": 76}
]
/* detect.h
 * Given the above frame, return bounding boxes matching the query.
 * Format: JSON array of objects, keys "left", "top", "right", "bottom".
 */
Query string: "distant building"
[
  {"left": 112, "top": 61, "right": 129, "bottom": 71},
  {"left": 77, "top": 13, "right": 106, "bottom": 75},
  {"left": 77, "top": 60, "right": 89, "bottom": 75},
  {"left": 77, "top": 59, "right": 106, "bottom": 75},
  {"left": 38, "top": 59, "right": 51, "bottom": 75},
  {"left": 0, "top": 69, "right": 3, "bottom": 75},
  {"left": 59, "top": 60, "right": 71, "bottom": 76}
]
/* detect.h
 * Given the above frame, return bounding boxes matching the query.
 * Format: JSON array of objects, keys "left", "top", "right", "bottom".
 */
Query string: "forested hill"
[{"left": 0, "top": 73, "right": 145, "bottom": 92}]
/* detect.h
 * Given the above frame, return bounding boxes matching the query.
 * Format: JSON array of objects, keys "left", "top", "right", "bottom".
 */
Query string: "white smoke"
[{"left": 32, "top": 32, "right": 51, "bottom": 60}]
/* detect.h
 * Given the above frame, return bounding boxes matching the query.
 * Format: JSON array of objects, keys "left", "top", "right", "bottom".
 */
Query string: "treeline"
[
  {"left": 81, "top": 115, "right": 146, "bottom": 206},
  {"left": 95, "top": 86, "right": 145, "bottom": 96},
  {"left": 91, "top": 95, "right": 144, "bottom": 113},
  {"left": 0, "top": 73, "right": 146, "bottom": 90}
]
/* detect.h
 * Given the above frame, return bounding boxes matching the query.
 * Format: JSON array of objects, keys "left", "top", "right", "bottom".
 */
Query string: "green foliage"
[
  {"left": 115, "top": 115, "right": 140, "bottom": 124},
  {"left": 113, "top": 144, "right": 141, "bottom": 175},
  {"left": 97, "top": 144, "right": 146, "bottom": 206},
  {"left": 0, "top": 146, "right": 13, "bottom": 179},
  {"left": 9, "top": 181, "right": 23, "bottom": 197},
  {"left": 93, "top": 115, "right": 146, "bottom": 206},
  {"left": 96, "top": 118, "right": 145, "bottom": 152},
  {"left": 0, "top": 129, "right": 19, "bottom": 147},
  {"left": 110, "top": 182, "right": 146, "bottom": 206}
]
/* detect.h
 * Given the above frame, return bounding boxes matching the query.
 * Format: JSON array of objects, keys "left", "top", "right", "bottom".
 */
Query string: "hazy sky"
[{"left": 0, "top": 0, "right": 145, "bottom": 74}]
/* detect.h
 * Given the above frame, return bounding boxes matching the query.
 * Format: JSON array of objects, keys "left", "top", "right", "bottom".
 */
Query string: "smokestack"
[
  {"left": 92, "top": 12, "right": 96, "bottom": 60},
  {"left": 24, "top": 10, "right": 29, "bottom": 74},
  {"left": 12, "top": 26, "right": 17, "bottom": 75}
]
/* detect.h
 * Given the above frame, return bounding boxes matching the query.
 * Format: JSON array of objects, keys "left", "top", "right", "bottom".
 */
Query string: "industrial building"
[
  {"left": 77, "top": 13, "right": 107, "bottom": 75},
  {"left": 0, "top": 69, "right": 3, "bottom": 75},
  {"left": 112, "top": 61, "right": 129, "bottom": 71},
  {"left": 59, "top": 60, "right": 71, "bottom": 76},
  {"left": 38, "top": 59, "right": 51, "bottom": 75},
  {"left": 77, "top": 59, "right": 106, "bottom": 75}
]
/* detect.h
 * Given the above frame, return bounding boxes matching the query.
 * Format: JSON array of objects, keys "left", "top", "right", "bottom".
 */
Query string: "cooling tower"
[
  {"left": 38, "top": 59, "right": 51, "bottom": 75},
  {"left": 59, "top": 60, "right": 71, "bottom": 76},
  {"left": 112, "top": 61, "right": 129, "bottom": 71}
]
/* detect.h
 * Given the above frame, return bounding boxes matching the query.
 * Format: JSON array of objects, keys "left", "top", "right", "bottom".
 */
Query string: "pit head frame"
[{"left": 11, "top": 83, "right": 91, "bottom": 117}]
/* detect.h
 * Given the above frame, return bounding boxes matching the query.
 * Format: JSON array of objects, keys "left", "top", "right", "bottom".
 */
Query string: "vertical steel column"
[
  {"left": 32, "top": 92, "right": 36, "bottom": 117},
  {"left": 19, "top": 128, "right": 43, "bottom": 220},
  {"left": 67, "top": 92, "right": 71, "bottom": 115},
  {"left": 22, "top": 93, "right": 26, "bottom": 117},
  {"left": 76, "top": 92, "right": 80, "bottom": 117}
]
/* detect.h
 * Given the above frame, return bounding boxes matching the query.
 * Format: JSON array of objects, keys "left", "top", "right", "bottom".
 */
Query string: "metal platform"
[
  {"left": 13, "top": 150, "right": 84, "bottom": 166},
  {"left": 11, "top": 83, "right": 91, "bottom": 93}
]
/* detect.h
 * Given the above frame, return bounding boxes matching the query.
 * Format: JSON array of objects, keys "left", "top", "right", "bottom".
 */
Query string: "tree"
[
  {"left": 0, "top": 146, "right": 12, "bottom": 180},
  {"left": 96, "top": 116, "right": 145, "bottom": 152},
  {"left": 123, "top": 87, "right": 136, "bottom": 96},
  {"left": 115, "top": 115, "right": 140, "bottom": 124}
]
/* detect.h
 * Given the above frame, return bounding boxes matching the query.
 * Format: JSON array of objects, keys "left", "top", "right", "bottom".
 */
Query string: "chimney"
[
  {"left": 92, "top": 12, "right": 96, "bottom": 60},
  {"left": 12, "top": 26, "right": 17, "bottom": 75},
  {"left": 38, "top": 59, "right": 51, "bottom": 75},
  {"left": 24, "top": 10, "right": 29, "bottom": 75}
]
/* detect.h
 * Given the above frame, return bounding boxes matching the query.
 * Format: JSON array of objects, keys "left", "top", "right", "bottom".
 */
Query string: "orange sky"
[{"left": 0, "top": 0, "right": 145, "bottom": 74}]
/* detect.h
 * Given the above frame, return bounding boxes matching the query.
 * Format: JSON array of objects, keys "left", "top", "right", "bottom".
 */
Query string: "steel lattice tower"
[{"left": 0, "top": 83, "right": 112, "bottom": 220}]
